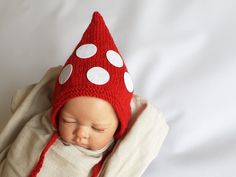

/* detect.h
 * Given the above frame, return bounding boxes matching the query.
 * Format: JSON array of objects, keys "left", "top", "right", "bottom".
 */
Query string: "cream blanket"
[{"left": 0, "top": 66, "right": 169, "bottom": 177}]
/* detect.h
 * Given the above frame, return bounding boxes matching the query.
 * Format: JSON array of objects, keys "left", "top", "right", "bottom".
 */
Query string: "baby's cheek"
[
  {"left": 90, "top": 133, "right": 113, "bottom": 149},
  {"left": 59, "top": 124, "right": 73, "bottom": 141}
]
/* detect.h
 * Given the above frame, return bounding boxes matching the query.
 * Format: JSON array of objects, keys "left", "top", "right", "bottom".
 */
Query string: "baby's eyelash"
[{"left": 92, "top": 127, "right": 105, "bottom": 132}]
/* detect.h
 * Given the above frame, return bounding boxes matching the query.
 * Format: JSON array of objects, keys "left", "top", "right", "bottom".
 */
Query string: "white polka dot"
[
  {"left": 76, "top": 44, "right": 97, "bottom": 59},
  {"left": 124, "top": 72, "right": 133, "bottom": 92},
  {"left": 106, "top": 50, "right": 123, "bottom": 67},
  {"left": 87, "top": 67, "right": 110, "bottom": 85},
  {"left": 59, "top": 64, "right": 73, "bottom": 84}
]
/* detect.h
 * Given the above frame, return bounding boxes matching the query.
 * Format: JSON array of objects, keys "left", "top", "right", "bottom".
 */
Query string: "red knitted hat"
[
  {"left": 28, "top": 11, "right": 133, "bottom": 177},
  {"left": 51, "top": 11, "right": 134, "bottom": 139}
]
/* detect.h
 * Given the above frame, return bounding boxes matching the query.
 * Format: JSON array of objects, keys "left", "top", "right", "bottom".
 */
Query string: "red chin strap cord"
[
  {"left": 28, "top": 132, "right": 59, "bottom": 177},
  {"left": 28, "top": 131, "right": 113, "bottom": 177}
]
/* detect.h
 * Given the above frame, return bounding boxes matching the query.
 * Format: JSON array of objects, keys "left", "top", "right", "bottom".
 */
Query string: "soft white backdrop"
[{"left": 0, "top": 0, "right": 236, "bottom": 176}]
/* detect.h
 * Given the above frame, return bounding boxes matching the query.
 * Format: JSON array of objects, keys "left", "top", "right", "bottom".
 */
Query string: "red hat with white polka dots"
[
  {"left": 51, "top": 11, "right": 134, "bottom": 140},
  {"left": 29, "top": 12, "right": 134, "bottom": 177}
]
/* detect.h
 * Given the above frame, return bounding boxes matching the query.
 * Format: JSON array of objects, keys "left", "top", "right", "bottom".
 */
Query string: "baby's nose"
[{"left": 75, "top": 126, "right": 89, "bottom": 139}]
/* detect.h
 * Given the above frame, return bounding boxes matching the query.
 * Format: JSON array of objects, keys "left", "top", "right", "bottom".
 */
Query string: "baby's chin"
[
  {"left": 72, "top": 142, "right": 92, "bottom": 150},
  {"left": 61, "top": 139, "right": 100, "bottom": 150},
  {"left": 73, "top": 143, "right": 106, "bottom": 151}
]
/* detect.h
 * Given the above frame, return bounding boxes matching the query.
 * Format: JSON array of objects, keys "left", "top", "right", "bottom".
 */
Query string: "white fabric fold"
[{"left": 0, "top": 66, "right": 169, "bottom": 177}]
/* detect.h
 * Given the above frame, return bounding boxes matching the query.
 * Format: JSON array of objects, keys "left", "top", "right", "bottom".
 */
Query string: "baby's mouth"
[
  {"left": 72, "top": 139, "right": 89, "bottom": 148},
  {"left": 60, "top": 137, "right": 88, "bottom": 149},
  {"left": 76, "top": 142, "right": 87, "bottom": 147}
]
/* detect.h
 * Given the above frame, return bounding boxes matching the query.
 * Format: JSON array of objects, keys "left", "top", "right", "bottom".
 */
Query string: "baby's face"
[{"left": 58, "top": 96, "right": 118, "bottom": 150}]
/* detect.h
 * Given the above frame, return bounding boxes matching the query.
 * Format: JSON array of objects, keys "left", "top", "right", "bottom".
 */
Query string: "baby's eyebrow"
[{"left": 61, "top": 112, "right": 77, "bottom": 118}]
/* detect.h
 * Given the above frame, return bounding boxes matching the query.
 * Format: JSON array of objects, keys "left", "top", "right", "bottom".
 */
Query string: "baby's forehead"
[
  {"left": 61, "top": 96, "right": 118, "bottom": 122},
  {"left": 63, "top": 97, "right": 114, "bottom": 113},
  {"left": 60, "top": 110, "right": 118, "bottom": 126}
]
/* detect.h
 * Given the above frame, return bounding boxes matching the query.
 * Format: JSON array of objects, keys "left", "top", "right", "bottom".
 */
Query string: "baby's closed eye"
[
  {"left": 92, "top": 126, "right": 106, "bottom": 132},
  {"left": 62, "top": 118, "right": 77, "bottom": 123}
]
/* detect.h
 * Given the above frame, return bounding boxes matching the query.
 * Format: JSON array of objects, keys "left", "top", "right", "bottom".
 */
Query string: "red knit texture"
[
  {"left": 52, "top": 11, "right": 133, "bottom": 139},
  {"left": 30, "top": 11, "right": 133, "bottom": 177}
]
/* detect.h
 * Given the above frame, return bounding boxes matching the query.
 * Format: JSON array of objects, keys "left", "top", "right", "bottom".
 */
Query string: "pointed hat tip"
[
  {"left": 92, "top": 11, "right": 102, "bottom": 17},
  {"left": 92, "top": 11, "right": 104, "bottom": 22}
]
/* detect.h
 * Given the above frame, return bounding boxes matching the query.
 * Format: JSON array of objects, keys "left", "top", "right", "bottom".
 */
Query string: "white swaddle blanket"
[{"left": 0, "top": 66, "right": 169, "bottom": 177}]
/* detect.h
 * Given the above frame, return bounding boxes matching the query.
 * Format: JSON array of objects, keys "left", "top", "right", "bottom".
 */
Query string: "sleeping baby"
[{"left": 0, "top": 11, "right": 169, "bottom": 177}]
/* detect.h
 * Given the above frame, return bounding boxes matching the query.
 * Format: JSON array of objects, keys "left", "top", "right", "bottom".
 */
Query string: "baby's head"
[
  {"left": 50, "top": 12, "right": 133, "bottom": 150},
  {"left": 58, "top": 96, "right": 118, "bottom": 150}
]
